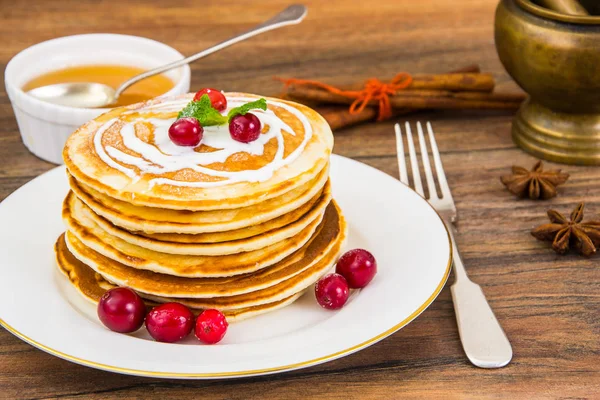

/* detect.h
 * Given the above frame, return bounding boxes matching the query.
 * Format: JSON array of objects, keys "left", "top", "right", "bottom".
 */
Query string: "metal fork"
[{"left": 395, "top": 121, "right": 512, "bottom": 369}]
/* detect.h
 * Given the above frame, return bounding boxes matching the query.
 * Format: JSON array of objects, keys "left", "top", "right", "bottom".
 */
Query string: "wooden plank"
[{"left": 0, "top": 0, "right": 598, "bottom": 398}]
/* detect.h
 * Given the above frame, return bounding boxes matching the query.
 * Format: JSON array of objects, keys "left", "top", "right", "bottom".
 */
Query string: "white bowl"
[{"left": 5, "top": 34, "right": 191, "bottom": 164}]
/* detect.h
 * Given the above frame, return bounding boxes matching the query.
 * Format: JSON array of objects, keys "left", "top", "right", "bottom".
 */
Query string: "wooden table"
[{"left": 1, "top": 0, "right": 599, "bottom": 398}]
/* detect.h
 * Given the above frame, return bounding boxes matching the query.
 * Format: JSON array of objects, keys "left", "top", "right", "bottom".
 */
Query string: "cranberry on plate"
[
  {"left": 193, "top": 88, "right": 227, "bottom": 111},
  {"left": 145, "top": 302, "right": 195, "bottom": 343},
  {"left": 335, "top": 249, "right": 378, "bottom": 289},
  {"left": 229, "top": 113, "right": 261, "bottom": 143},
  {"left": 97, "top": 287, "right": 146, "bottom": 333},
  {"left": 315, "top": 273, "right": 349, "bottom": 310},
  {"left": 195, "top": 309, "right": 228, "bottom": 344},
  {"left": 168, "top": 117, "right": 203, "bottom": 146}
]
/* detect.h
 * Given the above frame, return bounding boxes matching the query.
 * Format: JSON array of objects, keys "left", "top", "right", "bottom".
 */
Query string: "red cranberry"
[
  {"left": 195, "top": 309, "right": 228, "bottom": 344},
  {"left": 145, "top": 303, "right": 194, "bottom": 343},
  {"left": 97, "top": 288, "right": 146, "bottom": 333},
  {"left": 168, "top": 117, "right": 203, "bottom": 146},
  {"left": 229, "top": 113, "right": 261, "bottom": 143},
  {"left": 315, "top": 273, "right": 349, "bottom": 310},
  {"left": 335, "top": 249, "right": 378, "bottom": 289},
  {"left": 193, "top": 88, "right": 227, "bottom": 111}
]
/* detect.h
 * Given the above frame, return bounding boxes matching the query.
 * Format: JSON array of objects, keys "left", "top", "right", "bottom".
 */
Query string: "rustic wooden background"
[{"left": 1, "top": 0, "right": 599, "bottom": 398}]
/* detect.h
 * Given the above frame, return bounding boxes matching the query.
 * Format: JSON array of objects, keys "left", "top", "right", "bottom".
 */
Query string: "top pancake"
[{"left": 64, "top": 92, "right": 333, "bottom": 211}]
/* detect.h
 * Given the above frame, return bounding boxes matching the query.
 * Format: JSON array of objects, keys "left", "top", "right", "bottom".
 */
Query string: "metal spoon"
[{"left": 27, "top": 4, "right": 307, "bottom": 108}]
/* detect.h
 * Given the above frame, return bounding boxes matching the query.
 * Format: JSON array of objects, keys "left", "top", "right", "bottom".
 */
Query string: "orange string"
[{"left": 277, "top": 73, "right": 413, "bottom": 121}]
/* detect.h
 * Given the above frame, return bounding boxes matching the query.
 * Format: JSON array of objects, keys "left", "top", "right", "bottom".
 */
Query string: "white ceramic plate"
[{"left": 0, "top": 155, "right": 451, "bottom": 379}]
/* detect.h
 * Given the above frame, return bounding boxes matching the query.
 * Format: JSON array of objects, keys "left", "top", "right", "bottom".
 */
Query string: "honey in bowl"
[{"left": 22, "top": 65, "right": 175, "bottom": 107}]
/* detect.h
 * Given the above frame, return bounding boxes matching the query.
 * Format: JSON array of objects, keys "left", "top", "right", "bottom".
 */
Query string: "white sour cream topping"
[{"left": 93, "top": 96, "right": 313, "bottom": 188}]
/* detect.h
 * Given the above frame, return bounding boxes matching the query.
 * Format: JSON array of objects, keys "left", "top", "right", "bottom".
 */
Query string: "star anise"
[
  {"left": 501, "top": 161, "right": 569, "bottom": 200},
  {"left": 531, "top": 203, "right": 600, "bottom": 256}
]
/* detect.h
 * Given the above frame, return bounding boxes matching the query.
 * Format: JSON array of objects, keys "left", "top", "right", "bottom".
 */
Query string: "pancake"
[
  {"left": 62, "top": 201, "right": 345, "bottom": 302},
  {"left": 139, "top": 181, "right": 323, "bottom": 243},
  {"left": 55, "top": 236, "right": 306, "bottom": 322},
  {"left": 142, "top": 241, "right": 341, "bottom": 310},
  {"left": 61, "top": 205, "right": 343, "bottom": 310},
  {"left": 68, "top": 164, "right": 329, "bottom": 235},
  {"left": 66, "top": 181, "right": 331, "bottom": 255},
  {"left": 220, "top": 292, "right": 305, "bottom": 322},
  {"left": 63, "top": 197, "right": 333, "bottom": 277},
  {"left": 63, "top": 93, "right": 333, "bottom": 211}
]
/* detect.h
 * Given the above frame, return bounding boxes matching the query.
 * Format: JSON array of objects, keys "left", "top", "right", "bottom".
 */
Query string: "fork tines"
[{"left": 394, "top": 122, "right": 452, "bottom": 203}]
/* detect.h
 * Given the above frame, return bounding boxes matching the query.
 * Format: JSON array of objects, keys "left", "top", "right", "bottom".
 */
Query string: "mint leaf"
[
  {"left": 227, "top": 98, "right": 267, "bottom": 122},
  {"left": 177, "top": 94, "right": 227, "bottom": 126},
  {"left": 177, "top": 96, "right": 267, "bottom": 126}
]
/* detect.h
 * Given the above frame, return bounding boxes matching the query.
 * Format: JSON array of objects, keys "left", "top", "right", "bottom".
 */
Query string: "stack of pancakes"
[{"left": 56, "top": 93, "right": 346, "bottom": 321}]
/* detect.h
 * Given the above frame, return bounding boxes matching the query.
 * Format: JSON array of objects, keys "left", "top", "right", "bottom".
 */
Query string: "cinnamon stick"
[
  {"left": 450, "top": 64, "right": 481, "bottom": 74},
  {"left": 371, "top": 89, "right": 526, "bottom": 102},
  {"left": 315, "top": 106, "right": 415, "bottom": 131},
  {"left": 451, "top": 91, "right": 526, "bottom": 102},
  {"left": 287, "top": 86, "right": 522, "bottom": 111},
  {"left": 309, "top": 65, "right": 489, "bottom": 131},
  {"left": 411, "top": 73, "right": 495, "bottom": 92},
  {"left": 390, "top": 96, "right": 522, "bottom": 110},
  {"left": 315, "top": 106, "right": 377, "bottom": 131},
  {"left": 343, "top": 73, "right": 495, "bottom": 92}
]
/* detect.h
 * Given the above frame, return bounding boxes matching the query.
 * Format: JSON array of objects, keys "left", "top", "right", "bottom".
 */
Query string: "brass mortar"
[{"left": 495, "top": 0, "right": 600, "bottom": 165}]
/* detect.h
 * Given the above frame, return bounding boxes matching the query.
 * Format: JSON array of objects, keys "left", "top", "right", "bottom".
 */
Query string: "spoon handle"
[{"left": 114, "top": 4, "right": 307, "bottom": 99}]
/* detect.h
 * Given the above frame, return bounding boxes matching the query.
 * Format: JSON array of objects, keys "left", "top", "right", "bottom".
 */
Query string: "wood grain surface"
[{"left": 1, "top": 0, "right": 599, "bottom": 399}]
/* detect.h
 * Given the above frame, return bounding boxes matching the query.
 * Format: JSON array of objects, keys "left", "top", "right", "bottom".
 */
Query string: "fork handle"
[{"left": 448, "top": 227, "right": 513, "bottom": 368}]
